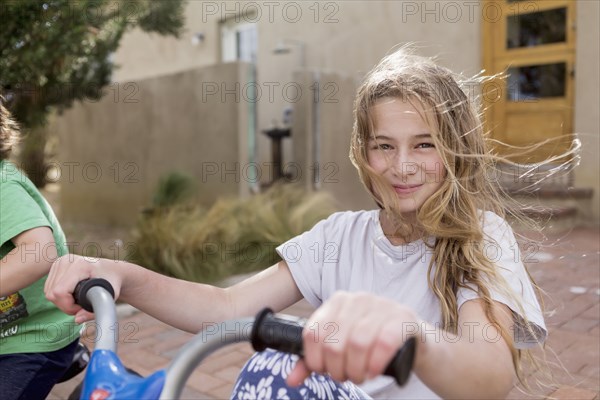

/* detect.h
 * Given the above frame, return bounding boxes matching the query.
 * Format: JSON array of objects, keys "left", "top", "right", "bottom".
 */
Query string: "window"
[{"left": 220, "top": 20, "right": 257, "bottom": 63}]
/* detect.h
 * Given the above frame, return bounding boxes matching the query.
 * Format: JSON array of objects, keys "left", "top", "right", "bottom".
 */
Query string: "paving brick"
[
  {"left": 48, "top": 376, "right": 83, "bottom": 399},
  {"left": 582, "top": 303, "right": 600, "bottom": 320},
  {"left": 551, "top": 285, "right": 586, "bottom": 303},
  {"left": 116, "top": 335, "right": 160, "bottom": 353},
  {"left": 554, "top": 352, "right": 592, "bottom": 376},
  {"left": 153, "top": 326, "right": 195, "bottom": 341},
  {"left": 128, "top": 321, "right": 171, "bottom": 340},
  {"left": 560, "top": 317, "right": 600, "bottom": 333},
  {"left": 584, "top": 363, "right": 600, "bottom": 381},
  {"left": 154, "top": 331, "right": 195, "bottom": 355},
  {"left": 201, "top": 341, "right": 251, "bottom": 359},
  {"left": 544, "top": 329, "right": 581, "bottom": 355},
  {"left": 548, "top": 386, "right": 598, "bottom": 399},
  {"left": 560, "top": 334, "right": 600, "bottom": 359},
  {"left": 179, "top": 385, "right": 216, "bottom": 400},
  {"left": 119, "top": 329, "right": 151, "bottom": 348},
  {"left": 206, "top": 383, "right": 237, "bottom": 399},
  {"left": 186, "top": 369, "right": 227, "bottom": 394},
  {"left": 214, "top": 365, "right": 244, "bottom": 384},
  {"left": 545, "top": 358, "right": 600, "bottom": 391},
  {"left": 226, "top": 342, "right": 254, "bottom": 356},
  {"left": 198, "top": 350, "right": 251, "bottom": 374},
  {"left": 162, "top": 345, "right": 186, "bottom": 360},
  {"left": 506, "top": 384, "right": 554, "bottom": 400},
  {"left": 119, "top": 347, "right": 170, "bottom": 370},
  {"left": 549, "top": 295, "right": 598, "bottom": 326},
  {"left": 120, "top": 312, "right": 166, "bottom": 330}
]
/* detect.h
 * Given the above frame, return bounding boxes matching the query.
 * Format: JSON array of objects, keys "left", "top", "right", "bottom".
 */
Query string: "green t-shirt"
[{"left": 0, "top": 160, "right": 80, "bottom": 354}]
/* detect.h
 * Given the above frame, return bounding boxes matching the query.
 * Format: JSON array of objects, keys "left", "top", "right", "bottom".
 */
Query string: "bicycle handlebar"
[
  {"left": 251, "top": 308, "right": 416, "bottom": 387},
  {"left": 74, "top": 278, "right": 118, "bottom": 352},
  {"left": 74, "top": 278, "right": 416, "bottom": 399},
  {"left": 74, "top": 278, "right": 115, "bottom": 313}
]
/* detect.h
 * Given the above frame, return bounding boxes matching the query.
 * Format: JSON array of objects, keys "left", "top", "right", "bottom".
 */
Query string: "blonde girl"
[{"left": 45, "top": 48, "right": 546, "bottom": 399}]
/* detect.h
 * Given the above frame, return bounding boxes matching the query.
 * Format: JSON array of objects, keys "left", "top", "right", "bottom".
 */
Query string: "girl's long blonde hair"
[{"left": 350, "top": 47, "right": 556, "bottom": 386}]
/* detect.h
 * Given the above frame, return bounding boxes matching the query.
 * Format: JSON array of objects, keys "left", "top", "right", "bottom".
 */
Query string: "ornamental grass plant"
[{"left": 128, "top": 181, "right": 338, "bottom": 284}]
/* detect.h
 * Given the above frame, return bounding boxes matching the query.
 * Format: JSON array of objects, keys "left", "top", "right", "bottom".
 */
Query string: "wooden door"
[{"left": 482, "top": 0, "right": 576, "bottom": 163}]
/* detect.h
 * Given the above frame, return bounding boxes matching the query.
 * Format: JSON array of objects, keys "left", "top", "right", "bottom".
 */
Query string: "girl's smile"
[{"left": 392, "top": 184, "right": 423, "bottom": 195}]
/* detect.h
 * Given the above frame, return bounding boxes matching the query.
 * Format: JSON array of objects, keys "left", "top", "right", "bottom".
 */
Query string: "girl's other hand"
[
  {"left": 44, "top": 254, "right": 122, "bottom": 324},
  {"left": 286, "top": 291, "right": 420, "bottom": 386}
]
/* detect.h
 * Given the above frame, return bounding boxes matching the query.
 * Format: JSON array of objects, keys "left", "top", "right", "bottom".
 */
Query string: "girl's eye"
[
  {"left": 416, "top": 143, "right": 435, "bottom": 149},
  {"left": 376, "top": 143, "right": 392, "bottom": 150}
]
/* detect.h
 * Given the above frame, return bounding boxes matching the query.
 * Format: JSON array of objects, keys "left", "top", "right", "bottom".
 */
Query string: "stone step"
[
  {"left": 506, "top": 186, "right": 594, "bottom": 200},
  {"left": 518, "top": 205, "right": 579, "bottom": 219},
  {"left": 507, "top": 205, "right": 579, "bottom": 233},
  {"left": 503, "top": 186, "right": 594, "bottom": 230}
]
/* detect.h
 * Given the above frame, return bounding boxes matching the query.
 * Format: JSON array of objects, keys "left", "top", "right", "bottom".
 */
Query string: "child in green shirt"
[{"left": 0, "top": 98, "right": 80, "bottom": 399}]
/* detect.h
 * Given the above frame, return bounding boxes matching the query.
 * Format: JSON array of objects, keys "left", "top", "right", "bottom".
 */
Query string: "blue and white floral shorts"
[{"left": 231, "top": 350, "right": 371, "bottom": 400}]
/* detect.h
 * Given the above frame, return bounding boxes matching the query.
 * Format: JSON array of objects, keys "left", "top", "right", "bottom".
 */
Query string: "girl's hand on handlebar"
[
  {"left": 286, "top": 291, "right": 420, "bottom": 386},
  {"left": 44, "top": 254, "right": 122, "bottom": 323}
]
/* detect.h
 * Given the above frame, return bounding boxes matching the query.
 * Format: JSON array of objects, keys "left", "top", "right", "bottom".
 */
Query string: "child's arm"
[
  {"left": 411, "top": 299, "right": 515, "bottom": 398},
  {"left": 45, "top": 254, "right": 304, "bottom": 333},
  {"left": 288, "top": 292, "right": 515, "bottom": 399},
  {"left": 0, "top": 227, "right": 58, "bottom": 297}
]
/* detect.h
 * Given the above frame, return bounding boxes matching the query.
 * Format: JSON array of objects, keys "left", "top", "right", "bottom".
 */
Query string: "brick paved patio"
[{"left": 49, "top": 227, "right": 599, "bottom": 399}]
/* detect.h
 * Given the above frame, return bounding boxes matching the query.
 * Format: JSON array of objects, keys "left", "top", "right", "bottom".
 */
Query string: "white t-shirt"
[{"left": 276, "top": 210, "right": 547, "bottom": 399}]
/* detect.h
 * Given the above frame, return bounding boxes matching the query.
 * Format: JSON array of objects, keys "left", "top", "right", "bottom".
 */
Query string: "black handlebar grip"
[
  {"left": 251, "top": 308, "right": 417, "bottom": 387},
  {"left": 251, "top": 308, "right": 305, "bottom": 357},
  {"left": 383, "top": 336, "right": 417, "bottom": 386},
  {"left": 73, "top": 278, "right": 115, "bottom": 312}
]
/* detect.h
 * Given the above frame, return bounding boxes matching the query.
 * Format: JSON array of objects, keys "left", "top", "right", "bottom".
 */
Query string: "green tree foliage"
[{"left": 0, "top": 0, "right": 186, "bottom": 186}]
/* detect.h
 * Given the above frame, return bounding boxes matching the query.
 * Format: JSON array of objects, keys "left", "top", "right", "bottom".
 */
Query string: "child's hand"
[
  {"left": 44, "top": 254, "right": 122, "bottom": 324},
  {"left": 286, "top": 291, "right": 420, "bottom": 386}
]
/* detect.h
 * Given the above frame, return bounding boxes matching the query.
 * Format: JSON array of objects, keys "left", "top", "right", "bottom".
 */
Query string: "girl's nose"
[{"left": 390, "top": 151, "right": 418, "bottom": 177}]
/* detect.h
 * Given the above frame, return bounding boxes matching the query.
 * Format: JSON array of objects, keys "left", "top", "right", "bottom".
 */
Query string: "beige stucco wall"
[
  {"left": 113, "top": 1, "right": 482, "bottom": 82},
  {"left": 574, "top": 0, "right": 600, "bottom": 222},
  {"left": 290, "top": 71, "right": 373, "bottom": 210},
  {"left": 50, "top": 63, "right": 252, "bottom": 226},
  {"left": 110, "top": 1, "right": 221, "bottom": 82},
  {"left": 110, "top": 0, "right": 482, "bottom": 190}
]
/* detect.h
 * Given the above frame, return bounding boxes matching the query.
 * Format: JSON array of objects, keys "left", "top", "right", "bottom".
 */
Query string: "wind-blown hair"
[
  {"left": 350, "top": 47, "right": 548, "bottom": 386},
  {"left": 0, "top": 97, "right": 20, "bottom": 161}
]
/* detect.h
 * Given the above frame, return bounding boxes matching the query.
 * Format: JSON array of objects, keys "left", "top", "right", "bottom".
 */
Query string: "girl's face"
[{"left": 367, "top": 97, "right": 446, "bottom": 215}]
